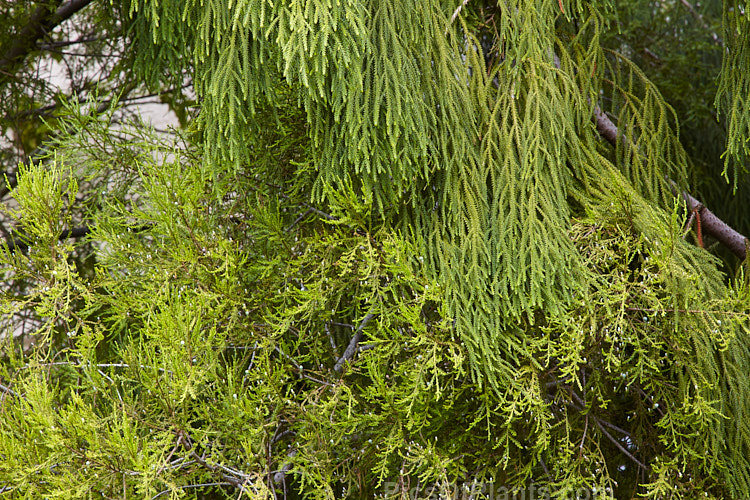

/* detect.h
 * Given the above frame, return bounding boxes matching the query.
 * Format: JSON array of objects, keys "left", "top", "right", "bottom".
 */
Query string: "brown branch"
[
  {"left": 553, "top": 55, "right": 746, "bottom": 260},
  {"left": 591, "top": 103, "right": 748, "bottom": 261},
  {"left": 694, "top": 207, "right": 704, "bottom": 248},
  {"left": 678, "top": 186, "right": 747, "bottom": 260},
  {"left": 0, "top": 0, "right": 95, "bottom": 78},
  {"left": 592, "top": 106, "right": 625, "bottom": 146}
]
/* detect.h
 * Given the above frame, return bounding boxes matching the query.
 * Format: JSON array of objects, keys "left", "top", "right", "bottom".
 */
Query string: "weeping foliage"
[
  {"left": 716, "top": 0, "right": 750, "bottom": 183},
  {"left": 129, "top": 0, "right": 696, "bottom": 389},
  {"left": 1, "top": 0, "right": 750, "bottom": 498}
]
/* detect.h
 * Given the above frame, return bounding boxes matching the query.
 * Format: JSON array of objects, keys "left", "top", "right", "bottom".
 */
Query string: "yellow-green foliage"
[
  {"left": 126, "top": 0, "right": 703, "bottom": 393},
  {"left": 1, "top": 0, "right": 750, "bottom": 498}
]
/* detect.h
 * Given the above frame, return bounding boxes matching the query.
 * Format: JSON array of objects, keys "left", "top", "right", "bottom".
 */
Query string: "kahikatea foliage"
[{"left": 1, "top": 0, "right": 750, "bottom": 498}]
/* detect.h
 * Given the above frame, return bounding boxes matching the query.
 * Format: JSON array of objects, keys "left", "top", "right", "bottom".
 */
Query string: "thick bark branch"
[
  {"left": 592, "top": 106, "right": 625, "bottom": 146},
  {"left": 677, "top": 188, "right": 747, "bottom": 260},
  {"left": 552, "top": 54, "right": 747, "bottom": 260},
  {"left": 0, "top": 0, "right": 94, "bottom": 78},
  {"left": 591, "top": 104, "right": 748, "bottom": 261}
]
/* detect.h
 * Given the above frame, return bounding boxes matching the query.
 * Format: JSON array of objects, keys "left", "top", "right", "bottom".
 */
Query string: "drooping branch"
[
  {"left": 550, "top": 53, "right": 748, "bottom": 260},
  {"left": 592, "top": 104, "right": 748, "bottom": 261},
  {"left": 0, "top": 0, "right": 95, "bottom": 78}
]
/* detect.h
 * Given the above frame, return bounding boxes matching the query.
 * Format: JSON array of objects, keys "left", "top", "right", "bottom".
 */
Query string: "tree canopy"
[{"left": 1, "top": 0, "right": 750, "bottom": 498}]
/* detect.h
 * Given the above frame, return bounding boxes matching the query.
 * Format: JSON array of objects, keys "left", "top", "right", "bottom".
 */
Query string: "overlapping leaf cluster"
[{"left": 1, "top": 0, "right": 750, "bottom": 498}]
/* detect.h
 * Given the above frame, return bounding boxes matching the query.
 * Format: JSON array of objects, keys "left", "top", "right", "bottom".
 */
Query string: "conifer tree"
[{"left": 1, "top": 0, "right": 750, "bottom": 498}]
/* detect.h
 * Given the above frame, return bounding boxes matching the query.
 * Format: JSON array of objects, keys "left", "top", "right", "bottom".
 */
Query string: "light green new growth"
[
  {"left": 129, "top": 0, "right": 698, "bottom": 390},
  {"left": 1, "top": 0, "right": 750, "bottom": 498}
]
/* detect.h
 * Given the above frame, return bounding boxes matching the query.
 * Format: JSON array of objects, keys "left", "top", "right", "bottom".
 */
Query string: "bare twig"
[
  {"left": 539, "top": 456, "right": 551, "bottom": 480},
  {"left": 273, "top": 451, "right": 297, "bottom": 484},
  {"left": 190, "top": 449, "right": 249, "bottom": 489},
  {"left": 4, "top": 225, "right": 93, "bottom": 253},
  {"left": 595, "top": 414, "right": 633, "bottom": 437},
  {"left": 4, "top": 222, "right": 157, "bottom": 254},
  {"left": 449, "top": 0, "right": 472, "bottom": 26},
  {"left": 579, "top": 414, "right": 589, "bottom": 455},
  {"left": 18, "top": 361, "right": 172, "bottom": 374},
  {"left": 151, "top": 482, "right": 234, "bottom": 499},
  {"left": 37, "top": 35, "right": 106, "bottom": 51},
  {"left": 0, "top": 382, "right": 20, "bottom": 399},
  {"left": 274, "top": 346, "right": 333, "bottom": 387},
  {"left": 0, "top": 0, "right": 95, "bottom": 77},
  {"left": 333, "top": 309, "right": 377, "bottom": 372},
  {"left": 566, "top": 389, "right": 647, "bottom": 471},
  {"left": 285, "top": 208, "right": 314, "bottom": 232},
  {"left": 594, "top": 418, "right": 650, "bottom": 472},
  {"left": 325, "top": 322, "right": 338, "bottom": 355}
]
